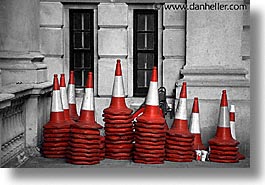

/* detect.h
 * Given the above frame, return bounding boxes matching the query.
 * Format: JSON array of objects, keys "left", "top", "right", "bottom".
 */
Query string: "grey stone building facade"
[{"left": 0, "top": 0, "right": 250, "bottom": 166}]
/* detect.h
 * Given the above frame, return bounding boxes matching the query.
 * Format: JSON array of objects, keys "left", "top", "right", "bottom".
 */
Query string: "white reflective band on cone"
[
  {"left": 230, "top": 121, "right": 236, "bottom": 139},
  {"left": 218, "top": 107, "right": 230, "bottom": 128},
  {"left": 190, "top": 113, "right": 200, "bottom": 134},
  {"left": 146, "top": 81, "right": 159, "bottom": 106},
  {"left": 112, "top": 76, "right": 125, "bottom": 97},
  {"left": 81, "top": 88, "right": 94, "bottom": 111},
  {"left": 51, "top": 90, "right": 63, "bottom": 112},
  {"left": 175, "top": 98, "right": 187, "bottom": 120},
  {"left": 60, "top": 87, "right": 69, "bottom": 109},
  {"left": 68, "top": 84, "right": 76, "bottom": 104},
  {"left": 230, "top": 105, "right": 235, "bottom": 113}
]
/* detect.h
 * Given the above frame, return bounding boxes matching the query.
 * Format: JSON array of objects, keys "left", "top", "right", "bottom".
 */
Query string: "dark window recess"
[
  {"left": 133, "top": 10, "right": 158, "bottom": 97},
  {"left": 70, "top": 9, "right": 94, "bottom": 88}
]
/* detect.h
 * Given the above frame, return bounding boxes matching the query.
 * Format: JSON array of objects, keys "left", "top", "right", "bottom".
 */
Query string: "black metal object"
[{"left": 158, "top": 87, "right": 173, "bottom": 119}]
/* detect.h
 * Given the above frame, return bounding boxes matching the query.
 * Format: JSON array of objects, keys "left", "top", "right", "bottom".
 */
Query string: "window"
[
  {"left": 133, "top": 10, "right": 158, "bottom": 97},
  {"left": 69, "top": 9, "right": 94, "bottom": 88}
]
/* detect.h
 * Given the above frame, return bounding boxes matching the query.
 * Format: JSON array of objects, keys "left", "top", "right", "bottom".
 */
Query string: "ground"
[{"left": 19, "top": 157, "right": 250, "bottom": 168}]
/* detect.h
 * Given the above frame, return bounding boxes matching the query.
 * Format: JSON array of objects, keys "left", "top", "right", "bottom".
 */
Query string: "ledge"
[
  {"left": 181, "top": 67, "right": 248, "bottom": 75},
  {"left": 0, "top": 93, "right": 15, "bottom": 109}
]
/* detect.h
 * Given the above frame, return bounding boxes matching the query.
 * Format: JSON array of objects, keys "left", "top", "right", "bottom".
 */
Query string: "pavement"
[{"left": 19, "top": 157, "right": 250, "bottom": 168}]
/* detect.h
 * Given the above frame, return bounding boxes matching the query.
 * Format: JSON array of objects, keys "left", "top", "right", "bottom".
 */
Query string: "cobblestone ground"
[{"left": 19, "top": 157, "right": 250, "bottom": 168}]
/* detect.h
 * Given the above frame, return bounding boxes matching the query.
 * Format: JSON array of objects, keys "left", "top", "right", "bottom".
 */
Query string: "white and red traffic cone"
[
  {"left": 60, "top": 74, "right": 74, "bottom": 124},
  {"left": 134, "top": 66, "right": 166, "bottom": 164},
  {"left": 103, "top": 59, "right": 132, "bottom": 116},
  {"left": 76, "top": 72, "right": 102, "bottom": 129},
  {"left": 208, "top": 90, "right": 240, "bottom": 163},
  {"left": 42, "top": 74, "right": 70, "bottom": 159},
  {"left": 189, "top": 97, "right": 206, "bottom": 150},
  {"left": 68, "top": 71, "right": 79, "bottom": 121},
  {"left": 67, "top": 72, "right": 102, "bottom": 165},
  {"left": 230, "top": 105, "right": 245, "bottom": 160}
]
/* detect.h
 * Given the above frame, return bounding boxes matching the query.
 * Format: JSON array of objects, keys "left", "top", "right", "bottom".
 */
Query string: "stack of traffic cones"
[
  {"left": 229, "top": 105, "right": 245, "bottom": 161},
  {"left": 189, "top": 97, "right": 206, "bottom": 152},
  {"left": 99, "top": 136, "right": 105, "bottom": 160},
  {"left": 42, "top": 74, "right": 71, "bottom": 158},
  {"left": 68, "top": 71, "right": 79, "bottom": 121},
  {"left": 165, "top": 82, "right": 194, "bottom": 162},
  {"left": 208, "top": 90, "right": 240, "bottom": 163},
  {"left": 134, "top": 67, "right": 167, "bottom": 164},
  {"left": 103, "top": 59, "right": 134, "bottom": 160},
  {"left": 67, "top": 72, "right": 103, "bottom": 165}
]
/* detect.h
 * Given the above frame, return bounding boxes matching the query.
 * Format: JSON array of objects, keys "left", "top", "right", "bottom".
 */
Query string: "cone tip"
[
  {"left": 115, "top": 59, "right": 122, "bottom": 76},
  {"left": 86, "top": 72, "right": 93, "bottom": 88},
  {"left": 150, "top": 66, "right": 158, "bottom": 82},
  {"left": 59, "top": 74, "right": 66, "bottom": 87},
  {"left": 221, "top": 89, "right": 228, "bottom": 107},
  {"left": 180, "top": 81, "right": 187, "bottom": 98},
  {"left": 53, "top": 74, "right": 60, "bottom": 90},
  {"left": 69, "top": 71, "right": 75, "bottom": 84},
  {"left": 192, "top": 97, "right": 199, "bottom": 113}
]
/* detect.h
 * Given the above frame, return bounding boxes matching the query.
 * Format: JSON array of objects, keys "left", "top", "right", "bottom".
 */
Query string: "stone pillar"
[
  {"left": 98, "top": 3, "right": 128, "bottom": 96},
  {"left": 180, "top": 0, "right": 249, "bottom": 100},
  {"left": 179, "top": 0, "right": 250, "bottom": 157},
  {"left": 0, "top": 0, "right": 48, "bottom": 86},
  {"left": 163, "top": 2, "right": 186, "bottom": 96}
]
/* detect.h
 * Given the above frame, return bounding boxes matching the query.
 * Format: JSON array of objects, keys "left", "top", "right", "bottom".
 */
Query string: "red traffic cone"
[
  {"left": 68, "top": 71, "right": 79, "bottom": 121},
  {"left": 229, "top": 105, "right": 245, "bottom": 160},
  {"left": 229, "top": 105, "right": 236, "bottom": 140},
  {"left": 44, "top": 74, "right": 66, "bottom": 128},
  {"left": 76, "top": 72, "right": 102, "bottom": 129},
  {"left": 189, "top": 97, "right": 206, "bottom": 150},
  {"left": 60, "top": 74, "right": 74, "bottom": 123},
  {"left": 208, "top": 90, "right": 239, "bottom": 146},
  {"left": 103, "top": 59, "right": 132, "bottom": 115},
  {"left": 169, "top": 82, "right": 192, "bottom": 137},
  {"left": 136, "top": 66, "right": 165, "bottom": 124}
]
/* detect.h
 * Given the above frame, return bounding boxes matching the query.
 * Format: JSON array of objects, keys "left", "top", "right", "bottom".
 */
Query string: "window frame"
[
  {"left": 69, "top": 9, "right": 94, "bottom": 88},
  {"left": 133, "top": 9, "right": 158, "bottom": 97}
]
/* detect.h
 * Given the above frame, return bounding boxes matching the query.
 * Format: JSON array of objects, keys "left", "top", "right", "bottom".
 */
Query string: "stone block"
[
  {"left": 242, "top": 28, "right": 250, "bottom": 57},
  {"left": 243, "top": 4, "right": 250, "bottom": 26},
  {"left": 40, "top": 2, "right": 63, "bottom": 27},
  {"left": 98, "top": 3, "right": 128, "bottom": 26},
  {"left": 42, "top": 57, "right": 63, "bottom": 82},
  {"left": 40, "top": 28, "right": 63, "bottom": 56},
  {"left": 163, "top": 3, "right": 185, "bottom": 27},
  {"left": 243, "top": 58, "right": 250, "bottom": 79},
  {"left": 98, "top": 58, "right": 128, "bottom": 96},
  {"left": 163, "top": 29, "right": 185, "bottom": 57},
  {"left": 98, "top": 29, "right": 127, "bottom": 56},
  {"left": 186, "top": 0, "right": 243, "bottom": 67},
  {"left": 163, "top": 59, "right": 185, "bottom": 96}
]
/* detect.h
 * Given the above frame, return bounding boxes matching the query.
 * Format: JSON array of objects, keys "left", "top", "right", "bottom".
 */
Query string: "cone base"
[
  {"left": 165, "top": 144, "right": 193, "bottom": 151},
  {"left": 42, "top": 146, "right": 68, "bottom": 151},
  {"left": 209, "top": 154, "right": 238, "bottom": 160},
  {"left": 135, "top": 127, "right": 166, "bottom": 134},
  {"left": 167, "top": 129, "right": 193, "bottom": 138},
  {"left": 134, "top": 152, "right": 165, "bottom": 158},
  {"left": 42, "top": 142, "right": 68, "bottom": 147},
  {"left": 43, "top": 154, "right": 65, "bottom": 158},
  {"left": 103, "top": 113, "right": 133, "bottom": 120},
  {"left": 104, "top": 127, "right": 133, "bottom": 133},
  {"left": 105, "top": 131, "right": 134, "bottom": 136},
  {"left": 166, "top": 135, "right": 194, "bottom": 142},
  {"left": 70, "top": 128, "right": 100, "bottom": 135},
  {"left": 105, "top": 143, "right": 133, "bottom": 149},
  {"left": 135, "top": 143, "right": 164, "bottom": 150},
  {"left": 135, "top": 139, "right": 165, "bottom": 146},
  {"left": 68, "top": 142, "right": 99, "bottom": 149},
  {"left": 44, "top": 137, "right": 69, "bottom": 142},
  {"left": 43, "top": 128, "right": 70, "bottom": 134},
  {"left": 71, "top": 134, "right": 101, "bottom": 140},
  {"left": 105, "top": 123, "right": 133, "bottom": 128},
  {"left": 165, "top": 149, "right": 194, "bottom": 155},
  {"left": 105, "top": 135, "right": 134, "bottom": 141},
  {"left": 103, "top": 118, "right": 133, "bottom": 124},
  {"left": 69, "top": 147, "right": 100, "bottom": 153},
  {"left": 105, "top": 148, "right": 132, "bottom": 153},
  {"left": 134, "top": 148, "right": 164, "bottom": 154},
  {"left": 70, "top": 138, "right": 100, "bottom": 144},
  {"left": 66, "top": 159, "right": 100, "bottom": 165},
  {"left": 209, "top": 157, "right": 239, "bottom": 163},
  {"left": 166, "top": 153, "right": 194, "bottom": 159},
  {"left": 209, "top": 145, "right": 239, "bottom": 151},
  {"left": 136, "top": 122, "right": 165, "bottom": 129},
  {"left": 166, "top": 139, "right": 193, "bottom": 146},
  {"left": 210, "top": 150, "right": 238, "bottom": 156},
  {"left": 135, "top": 132, "right": 165, "bottom": 138},
  {"left": 43, "top": 133, "right": 70, "bottom": 138},
  {"left": 105, "top": 152, "right": 132, "bottom": 158},
  {"left": 134, "top": 135, "right": 165, "bottom": 142}
]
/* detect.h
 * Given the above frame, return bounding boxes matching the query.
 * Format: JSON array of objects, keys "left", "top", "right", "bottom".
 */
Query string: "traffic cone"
[
  {"left": 189, "top": 97, "right": 206, "bottom": 150},
  {"left": 60, "top": 74, "right": 75, "bottom": 124},
  {"left": 44, "top": 74, "right": 67, "bottom": 129},
  {"left": 103, "top": 59, "right": 132, "bottom": 116},
  {"left": 165, "top": 82, "right": 194, "bottom": 162},
  {"left": 42, "top": 74, "right": 71, "bottom": 159},
  {"left": 230, "top": 105, "right": 245, "bottom": 161},
  {"left": 68, "top": 71, "right": 79, "bottom": 121},
  {"left": 208, "top": 90, "right": 239, "bottom": 146},
  {"left": 134, "top": 66, "right": 167, "bottom": 164},
  {"left": 168, "top": 82, "right": 192, "bottom": 137},
  {"left": 103, "top": 59, "right": 134, "bottom": 160},
  {"left": 67, "top": 72, "right": 102, "bottom": 165},
  {"left": 208, "top": 90, "right": 240, "bottom": 163}
]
